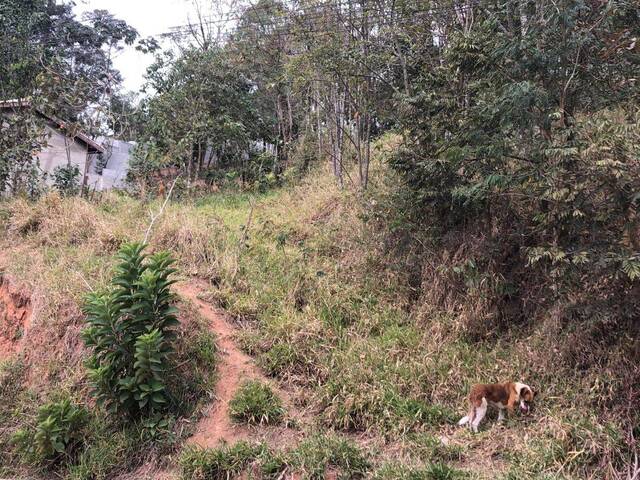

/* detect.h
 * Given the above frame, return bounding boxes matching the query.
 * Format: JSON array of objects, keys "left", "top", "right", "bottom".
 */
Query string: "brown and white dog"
[{"left": 458, "top": 382, "right": 536, "bottom": 432}]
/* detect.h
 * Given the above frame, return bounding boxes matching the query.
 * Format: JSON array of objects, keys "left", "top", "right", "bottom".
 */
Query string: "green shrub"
[
  {"left": 13, "top": 398, "right": 88, "bottom": 464},
  {"left": 52, "top": 164, "right": 81, "bottom": 196},
  {"left": 179, "top": 441, "right": 266, "bottom": 480},
  {"left": 228, "top": 380, "right": 284, "bottom": 425},
  {"left": 82, "top": 242, "right": 179, "bottom": 417}
]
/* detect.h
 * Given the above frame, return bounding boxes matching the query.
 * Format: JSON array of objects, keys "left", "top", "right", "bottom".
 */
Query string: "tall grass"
[{"left": 0, "top": 159, "right": 635, "bottom": 477}]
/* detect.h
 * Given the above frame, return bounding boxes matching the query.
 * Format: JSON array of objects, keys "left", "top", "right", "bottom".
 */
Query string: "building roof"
[{"left": 0, "top": 98, "right": 105, "bottom": 154}]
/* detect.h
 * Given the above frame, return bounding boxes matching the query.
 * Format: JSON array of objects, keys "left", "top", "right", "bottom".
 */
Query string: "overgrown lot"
[{"left": 0, "top": 161, "right": 637, "bottom": 478}]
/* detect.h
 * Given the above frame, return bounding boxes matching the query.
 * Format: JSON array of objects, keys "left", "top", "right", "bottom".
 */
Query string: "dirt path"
[{"left": 175, "top": 280, "right": 304, "bottom": 448}]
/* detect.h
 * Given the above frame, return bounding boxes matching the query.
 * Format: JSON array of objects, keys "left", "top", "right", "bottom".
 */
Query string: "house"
[
  {"left": 0, "top": 99, "right": 131, "bottom": 191},
  {"left": 86, "top": 138, "right": 135, "bottom": 191}
]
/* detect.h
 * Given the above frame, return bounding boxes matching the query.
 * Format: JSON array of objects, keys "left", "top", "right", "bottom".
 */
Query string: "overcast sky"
[{"left": 73, "top": 0, "right": 206, "bottom": 93}]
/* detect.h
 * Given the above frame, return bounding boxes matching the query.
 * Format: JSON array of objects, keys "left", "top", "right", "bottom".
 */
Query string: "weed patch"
[
  {"left": 229, "top": 380, "right": 285, "bottom": 425},
  {"left": 409, "top": 433, "right": 465, "bottom": 463},
  {"left": 180, "top": 441, "right": 266, "bottom": 480},
  {"left": 13, "top": 397, "right": 88, "bottom": 465},
  {"left": 290, "top": 434, "right": 370, "bottom": 479},
  {"left": 259, "top": 342, "right": 298, "bottom": 376}
]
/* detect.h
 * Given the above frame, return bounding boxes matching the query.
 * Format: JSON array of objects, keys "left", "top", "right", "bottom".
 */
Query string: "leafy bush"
[
  {"left": 13, "top": 398, "right": 88, "bottom": 464},
  {"left": 229, "top": 380, "right": 285, "bottom": 425},
  {"left": 52, "top": 164, "right": 81, "bottom": 196},
  {"left": 82, "top": 242, "right": 179, "bottom": 417}
]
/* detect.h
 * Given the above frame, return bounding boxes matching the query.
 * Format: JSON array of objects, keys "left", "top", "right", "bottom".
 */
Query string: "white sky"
[{"left": 73, "top": 0, "right": 205, "bottom": 93}]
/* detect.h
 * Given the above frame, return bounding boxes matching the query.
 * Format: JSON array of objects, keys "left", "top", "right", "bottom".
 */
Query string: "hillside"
[
  {"left": 0, "top": 158, "right": 636, "bottom": 479},
  {"left": 2, "top": 1, "right": 640, "bottom": 478}
]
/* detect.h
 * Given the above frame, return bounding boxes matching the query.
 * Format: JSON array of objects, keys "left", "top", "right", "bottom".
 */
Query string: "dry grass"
[{"left": 0, "top": 157, "right": 636, "bottom": 478}]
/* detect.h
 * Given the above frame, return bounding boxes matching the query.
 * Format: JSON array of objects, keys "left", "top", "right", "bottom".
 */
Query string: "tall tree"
[{"left": 0, "top": 0, "right": 139, "bottom": 194}]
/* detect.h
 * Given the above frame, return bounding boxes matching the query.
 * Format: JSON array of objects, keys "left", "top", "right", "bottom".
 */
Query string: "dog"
[{"left": 458, "top": 382, "right": 536, "bottom": 432}]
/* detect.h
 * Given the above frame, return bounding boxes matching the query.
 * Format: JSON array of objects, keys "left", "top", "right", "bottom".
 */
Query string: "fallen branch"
[
  {"left": 238, "top": 197, "right": 256, "bottom": 249},
  {"left": 143, "top": 175, "right": 180, "bottom": 244}
]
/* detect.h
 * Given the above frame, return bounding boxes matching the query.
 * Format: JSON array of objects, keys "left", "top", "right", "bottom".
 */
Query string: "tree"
[
  {"left": 388, "top": 0, "right": 640, "bottom": 332},
  {"left": 0, "top": 0, "right": 139, "bottom": 195},
  {"left": 135, "top": 46, "right": 266, "bottom": 185}
]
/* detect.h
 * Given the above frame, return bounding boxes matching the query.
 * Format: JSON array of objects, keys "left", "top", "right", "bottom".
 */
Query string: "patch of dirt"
[
  {"left": 175, "top": 280, "right": 306, "bottom": 449},
  {"left": 0, "top": 276, "right": 32, "bottom": 361}
]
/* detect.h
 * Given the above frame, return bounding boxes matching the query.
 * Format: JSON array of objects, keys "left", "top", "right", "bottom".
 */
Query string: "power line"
[
  {"left": 162, "top": 1, "right": 478, "bottom": 45},
  {"left": 4, "top": 0, "right": 478, "bottom": 92},
  {"left": 7, "top": 0, "right": 478, "bottom": 50},
  {"left": 164, "top": 0, "right": 477, "bottom": 33}
]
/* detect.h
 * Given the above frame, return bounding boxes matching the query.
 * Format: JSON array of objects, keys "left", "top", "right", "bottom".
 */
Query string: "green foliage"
[
  {"left": 228, "top": 380, "right": 285, "bottom": 425},
  {"left": 247, "top": 151, "right": 280, "bottom": 191},
  {"left": 133, "top": 329, "right": 169, "bottom": 411},
  {"left": 52, "top": 164, "right": 81, "bottom": 196},
  {"left": 387, "top": 0, "right": 640, "bottom": 339},
  {"left": 133, "top": 46, "right": 272, "bottom": 187},
  {"left": 0, "top": 0, "right": 139, "bottom": 197},
  {"left": 82, "top": 242, "right": 179, "bottom": 417},
  {"left": 13, "top": 398, "right": 88, "bottom": 464},
  {"left": 0, "top": 111, "right": 45, "bottom": 197}
]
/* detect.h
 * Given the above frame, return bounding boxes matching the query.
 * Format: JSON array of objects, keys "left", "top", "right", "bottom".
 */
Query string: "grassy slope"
[{"left": 0, "top": 164, "right": 633, "bottom": 479}]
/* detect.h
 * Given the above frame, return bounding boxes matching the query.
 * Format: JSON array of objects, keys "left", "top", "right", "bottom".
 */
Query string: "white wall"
[
  {"left": 37, "top": 125, "right": 90, "bottom": 182},
  {"left": 85, "top": 139, "right": 133, "bottom": 191}
]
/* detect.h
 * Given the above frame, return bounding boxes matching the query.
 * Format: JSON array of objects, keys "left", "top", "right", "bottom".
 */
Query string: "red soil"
[
  {"left": 0, "top": 276, "right": 32, "bottom": 361},
  {"left": 175, "top": 280, "right": 304, "bottom": 449}
]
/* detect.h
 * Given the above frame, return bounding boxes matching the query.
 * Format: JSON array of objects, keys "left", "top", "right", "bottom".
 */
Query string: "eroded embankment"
[{"left": 0, "top": 276, "right": 32, "bottom": 360}]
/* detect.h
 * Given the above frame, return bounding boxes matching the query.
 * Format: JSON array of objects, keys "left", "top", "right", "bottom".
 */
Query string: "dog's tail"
[{"left": 458, "top": 415, "right": 469, "bottom": 426}]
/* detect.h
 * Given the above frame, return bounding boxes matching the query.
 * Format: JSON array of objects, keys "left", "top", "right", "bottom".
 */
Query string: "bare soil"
[
  {"left": 0, "top": 276, "right": 32, "bottom": 361},
  {"left": 175, "top": 280, "right": 306, "bottom": 449}
]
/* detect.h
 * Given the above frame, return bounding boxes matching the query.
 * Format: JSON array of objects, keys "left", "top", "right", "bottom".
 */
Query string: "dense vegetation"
[{"left": 1, "top": 0, "right": 639, "bottom": 478}]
